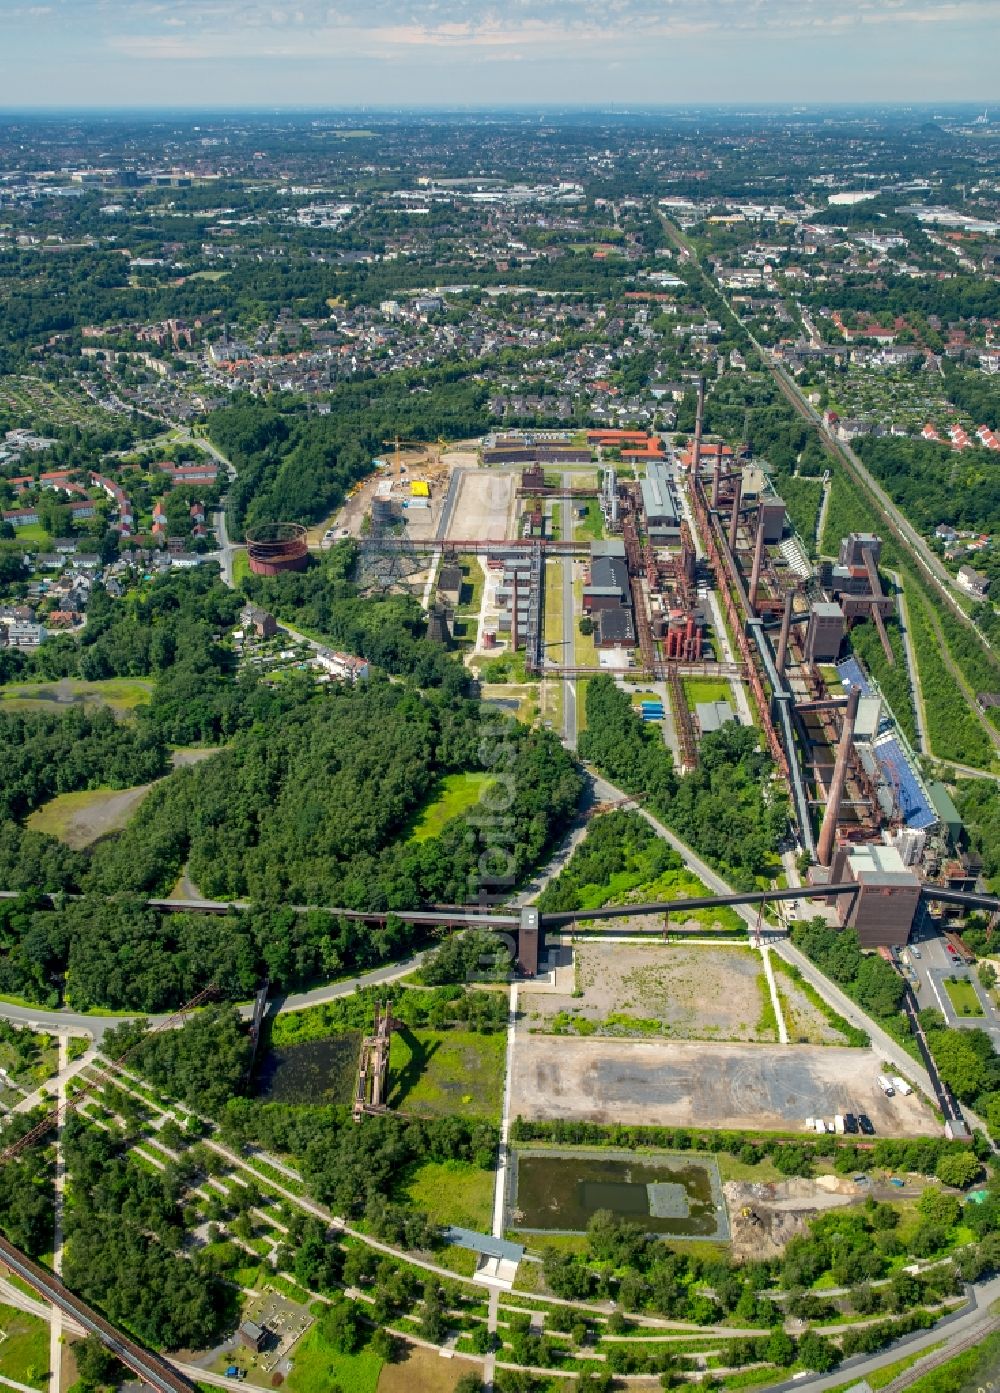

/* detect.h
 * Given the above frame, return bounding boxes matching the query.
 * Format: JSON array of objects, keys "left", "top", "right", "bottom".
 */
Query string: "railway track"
[
  {"left": 0, "top": 1235, "right": 195, "bottom": 1392},
  {"left": 882, "top": 1315, "right": 1000, "bottom": 1393}
]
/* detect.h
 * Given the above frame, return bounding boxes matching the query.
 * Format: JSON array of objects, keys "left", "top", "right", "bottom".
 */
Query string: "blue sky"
[{"left": 1, "top": 0, "right": 997, "bottom": 107}]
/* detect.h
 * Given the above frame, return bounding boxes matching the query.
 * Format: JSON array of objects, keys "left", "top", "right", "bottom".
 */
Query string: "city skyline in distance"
[{"left": 1, "top": 0, "right": 998, "bottom": 109}]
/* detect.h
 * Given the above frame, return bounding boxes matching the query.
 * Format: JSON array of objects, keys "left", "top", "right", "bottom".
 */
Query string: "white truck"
[
  {"left": 876, "top": 1074, "right": 895, "bottom": 1097},
  {"left": 891, "top": 1076, "right": 913, "bottom": 1096},
  {"left": 834, "top": 1115, "right": 846, "bottom": 1135}
]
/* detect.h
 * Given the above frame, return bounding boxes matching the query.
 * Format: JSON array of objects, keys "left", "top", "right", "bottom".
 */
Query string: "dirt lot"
[
  {"left": 509, "top": 1035, "right": 939, "bottom": 1136},
  {"left": 724, "top": 1175, "right": 863, "bottom": 1260},
  {"left": 524, "top": 942, "right": 772, "bottom": 1042},
  {"left": 27, "top": 784, "right": 156, "bottom": 848},
  {"left": 447, "top": 470, "right": 514, "bottom": 541}
]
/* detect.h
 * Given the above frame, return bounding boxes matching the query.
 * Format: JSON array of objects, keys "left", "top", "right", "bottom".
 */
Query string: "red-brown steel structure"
[{"left": 246, "top": 521, "right": 309, "bottom": 575}]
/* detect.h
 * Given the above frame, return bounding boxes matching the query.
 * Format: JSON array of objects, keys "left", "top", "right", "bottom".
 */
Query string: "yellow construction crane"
[
  {"left": 381, "top": 436, "right": 448, "bottom": 483},
  {"left": 382, "top": 437, "right": 427, "bottom": 483}
]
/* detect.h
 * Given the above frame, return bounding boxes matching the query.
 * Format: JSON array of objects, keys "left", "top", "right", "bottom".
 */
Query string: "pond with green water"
[
  {"left": 508, "top": 1148, "right": 729, "bottom": 1239},
  {"left": 255, "top": 1033, "right": 359, "bottom": 1106}
]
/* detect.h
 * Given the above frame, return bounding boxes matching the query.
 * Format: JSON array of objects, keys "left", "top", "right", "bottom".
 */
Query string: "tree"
[
  {"left": 455, "top": 1376, "right": 484, "bottom": 1393},
  {"left": 73, "top": 1334, "right": 125, "bottom": 1391},
  {"left": 766, "top": 1327, "right": 796, "bottom": 1367},
  {"left": 797, "top": 1331, "right": 840, "bottom": 1373},
  {"left": 918, "top": 1187, "right": 962, "bottom": 1228},
  {"left": 321, "top": 1300, "right": 364, "bottom": 1355},
  {"left": 935, "top": 1151, "right": 981, "bottom": 1189}
]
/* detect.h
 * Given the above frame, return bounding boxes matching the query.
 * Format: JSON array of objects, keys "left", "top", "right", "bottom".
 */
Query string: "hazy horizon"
[{"left": 2, "top": 0, "right": 998, "bottom": 110}]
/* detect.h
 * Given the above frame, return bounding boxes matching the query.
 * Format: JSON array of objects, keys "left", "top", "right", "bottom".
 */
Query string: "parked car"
[
  {"left": 844, "top": 1113, "right": 858, "bottom": 1134},
  {"left": 858, "top": 1114, "right": 875, "bottom": 1136},
  {"left": 910, "top": 945, "right": 921, "bottom": 960}
]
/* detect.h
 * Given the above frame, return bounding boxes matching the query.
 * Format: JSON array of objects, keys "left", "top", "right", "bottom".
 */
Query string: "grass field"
[
  {"left": 13, "top": 522, "right": 53, "bottom": 546},
  {"left": 681, "top": 676, "right": 732, "bottom": 710},
  {"left": 0, "top": 1304, "right": 49, "bottom": 1390},
  {"left": 543, "top": 559, "right": 564, "bottom": 657},
  {"left": 449, "top": 555, "right": 485, "bottom": 649},
  {"left": 406, "top": 772, "right": 494, "bottom": 843},
  {"left": 0, "top": 677, "right": 153, "bottom": 714},
  {"left": 577, "top": 499, "right": 604, "bottom": 541},
  {"left": 943, "top": 976, "right": 984, "bottom": 1017},
  {"left": 389, "top": 1027, "right": 506, "bottom": 1121},
  {"left": 402, "top": 1157, "right": 495, "bottom": 1229},
  {"left": 378, "top": 1346, "right": 472, "bottom": 1393},
  {"left": 26, "top": 783, "right": 155, "bottom": 847},
  {"left": 232, "top": 548, "right": 250, "bottom": 587},
  {"left": 285, "top": 1325, "right": 382, "bottom": 1393}
]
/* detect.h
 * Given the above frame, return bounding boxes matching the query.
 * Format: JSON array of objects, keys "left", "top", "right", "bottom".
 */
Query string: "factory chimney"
[
  {"left": 817, "top": 685, "right": 861, "bottom": 868},
  {"left": 693, "top": 375, "right": 705, "bottom": 477},
  {"left": 728, "top": 471, "right": 743, "bottom": 552},
  {"left": 776, "top": 589, "right": 794, "bottom": 678},
  {"left": 748, "top": 506, "right": 765, "bottom": 613}
]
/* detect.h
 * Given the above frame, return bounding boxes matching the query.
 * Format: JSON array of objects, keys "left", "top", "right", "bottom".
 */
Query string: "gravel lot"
[
  {"left": 526, "top": 942, "right": 772, "bottom": 1041},
  {"left": 510, "top": 1035, "right": 939, "bottom": 1136},
  {"left": 447, "top": 469, "right": 513, "bottom": 540}
]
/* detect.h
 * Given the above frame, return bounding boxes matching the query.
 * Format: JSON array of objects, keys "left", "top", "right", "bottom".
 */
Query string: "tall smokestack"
[
  {"left": 817, "top": 685, "right": 861, "bottom": 868},
  {"left": 692, "top": 375, "right": 705, "bottom": 477},
  {"left": 776, "top": 589, "right": 794, "bottom": 677},
  {"left": 728, "top": 471, "right": 743, "bottom": 552},
  {"left": 749, "top": 506, "right": 765, "bottom": 613},
  {"left": 711, "top": 451, "right": 722, "bottom": 510}
]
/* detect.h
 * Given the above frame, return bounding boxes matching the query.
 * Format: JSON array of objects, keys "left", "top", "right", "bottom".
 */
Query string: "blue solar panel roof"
[
  {"left": 836, "top": 656, "right": 873, "bottom": 697},
  {"left": 873, "top": 734, "right": 937, "bottom": 830}
]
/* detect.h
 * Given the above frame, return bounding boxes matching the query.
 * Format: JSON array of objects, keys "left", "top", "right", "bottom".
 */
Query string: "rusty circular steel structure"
[{"left": 245, "top": 521, "right": 309, "bottom": 575}]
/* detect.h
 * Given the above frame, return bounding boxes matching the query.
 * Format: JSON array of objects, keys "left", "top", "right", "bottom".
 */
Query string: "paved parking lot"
[
  {"left": 907, "top": 915, "right": 1000, "bottom": 1047},
  {"left": 510, "top": 1034, "right": 939, "bottom": 1135}
]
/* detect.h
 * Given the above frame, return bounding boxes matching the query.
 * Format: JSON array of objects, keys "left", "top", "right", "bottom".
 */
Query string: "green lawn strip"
[
  {"left": 755, "top": 974, "right": 778, "bottom": 1041},
  {"left": 284, "top": 1324, "right": 383, "bottom": 1393},
  {"left": 941, "top": 976, "right": 984, "bottom": 1018},
  {"left": 770, "top": 955, "right": 869, "bottom": 1046},
  {"left": 681, "top": 676, "right": 733, "bottom": 710},
  {"left": 388, "top": 1027, "right": 505, "bottom": 1122},
  {"left": 904, "top": 578, "right": 995, "bottom": 770},
  {"left": 573, "top": 577, "right": 597, "bottom": 666},
  {"left": 231, "top": 549, "right": 250, "bottom": 586},
  {"left": 0, "top": 1303, "right": 50, "bottom": 1390},
  {"left": 544, "top": 558, "right": 565, "bottom": 656},
  {"left": 405, "top": 772, "right": 495, "bottom": 844},
  {"left": 401, "top": 1158, "right": 495, "bottom": 1231}
]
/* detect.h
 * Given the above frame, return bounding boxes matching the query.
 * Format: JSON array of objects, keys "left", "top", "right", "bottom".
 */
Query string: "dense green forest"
[
  {"left": 954, "top": 780, "right": 1000, "bottom": 889},
  {"left": 848, "top": 615, "right": 919, "bottom": 748},
  {"left": 856, "top": 435, "right": 1000, "bottom": 537},
  {"left": 0, "top": 681, "right": 580, "bottom": 1008},
  {"left": 209, "top": 375, "right": 487, "bottom": 533},
  {"left": 791, "top": 919, "right": 907, "bottom": 1038},
  {"left": 0, "top": 706, "right": 166, "bottom": 822},
  {"left": 61, "top": 1116, "right": 235, "bottom": 1351},
  {"left": 104, "top": 1009, "right": 497, "bottom": 1226},
  {"left": 919, "top": 1009, "right": 1000, "bottom": 1141},
  {"left": 88, "top": 678, "right": 581, "bottom": 906},
  {"left": 578, "top": 677, "right": 786, "bottom": 887}
]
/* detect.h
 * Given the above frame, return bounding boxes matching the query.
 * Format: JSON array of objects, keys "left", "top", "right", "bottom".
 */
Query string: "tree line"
[{"left": 578, "top": 677, "right": 787, "bottom": 888}]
